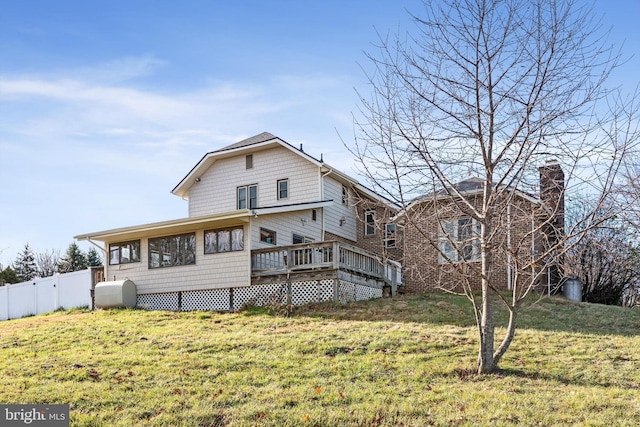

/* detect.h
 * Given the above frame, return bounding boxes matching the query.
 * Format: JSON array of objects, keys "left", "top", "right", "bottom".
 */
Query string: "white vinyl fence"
[{"left": 0, "top": 268, "right": 98, "bottom": 321}]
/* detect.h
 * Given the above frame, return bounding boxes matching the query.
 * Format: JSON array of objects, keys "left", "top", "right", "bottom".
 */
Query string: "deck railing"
[{"left": 251, "top": 241, "right": 398, "bottom": 285}]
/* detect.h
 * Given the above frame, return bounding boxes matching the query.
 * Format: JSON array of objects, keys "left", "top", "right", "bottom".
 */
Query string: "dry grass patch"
[{"left": 1, "top": 293, "right": 640, "bottom": 425}]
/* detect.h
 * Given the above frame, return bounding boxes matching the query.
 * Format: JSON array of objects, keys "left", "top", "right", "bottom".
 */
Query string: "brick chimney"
[
  {"left": 539, "top": 160, "right": 565, "bottom": 232},
  {"left": 538, "top": 160, "right": 565, "bottom": 290}
]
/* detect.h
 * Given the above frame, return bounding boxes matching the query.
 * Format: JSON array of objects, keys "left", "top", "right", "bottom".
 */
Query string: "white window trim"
[
  {"left": 364, "top": 210, "right": 375, "bottom": 236},
  {"left": 438, "top": 218, "right": 481, "bottom": 263},
  {"left": 237, "top": 184, "right": 257, "bottom": 210},
  {"left": 292, "top": 233, "right": 313, "bottom": 244},
  {"left": 277, "top": 178, "right": 289, "bottom": 200},
  {"left": 342, "top": 185, "right": 349, "bottom": 205},
  {"left": 384, "top": 223, "right": 397, "bottom": 248}
]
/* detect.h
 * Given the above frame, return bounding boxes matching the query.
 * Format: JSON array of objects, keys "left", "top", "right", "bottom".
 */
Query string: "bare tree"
[
  {"left": 36, "top": 249, "right": 60, "bottom": 278},
  {"left": 352, "top": 0, "right": 639, "bottom": 373}
]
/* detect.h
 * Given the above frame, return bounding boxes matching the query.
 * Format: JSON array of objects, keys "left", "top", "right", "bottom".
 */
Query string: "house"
[
  {"left": 396, "top": 162, "right": 565, "bottom": 293},
  {"left": 75, "top": 132, "right": 402, "bottom": 311}
]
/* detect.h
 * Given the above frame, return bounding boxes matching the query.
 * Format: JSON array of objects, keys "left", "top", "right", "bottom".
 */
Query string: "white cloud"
[{"left": 0, "top": 55, "right": 363, "bottom": 266}]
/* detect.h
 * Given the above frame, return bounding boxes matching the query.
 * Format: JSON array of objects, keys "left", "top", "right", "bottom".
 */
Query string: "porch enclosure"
[{"left": 137, "top": 241, "right": 400, "bottom": 311}]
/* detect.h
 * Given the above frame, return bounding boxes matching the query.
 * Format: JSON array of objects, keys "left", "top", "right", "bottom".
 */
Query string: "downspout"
[
  {"left": 531, "top": 213, "right": 535, "bottom": 288},
  {"left": 321, "top": 166, "right": 333, "bottom": 241},
  {"left": 248, "top": 213, "right": 254, "bottom": 288}
]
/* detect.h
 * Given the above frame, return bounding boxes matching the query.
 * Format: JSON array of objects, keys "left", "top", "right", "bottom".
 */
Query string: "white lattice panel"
[
  {"left": 233, "top": 284, "right": 286, "bottom": 310},
  {"left": 318, "top": 279, "right": 334, "bottom": 302},
  {"left": 355, "top": 285, "right": 382, "bottom": 301},
  {"left": 291, "top": 281, "right": 320, "bottom": 306},
  {"left": 137, "top": 293, "right": 179, "bottom": 311},
  {"left": 338, "top": 281, "right": 356, "bottom": 303},
  {"left": 182, "top": 289, "right": 231, "bottom": 311}
]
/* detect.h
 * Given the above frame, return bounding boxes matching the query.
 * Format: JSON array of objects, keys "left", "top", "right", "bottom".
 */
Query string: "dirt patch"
[{"left": 435, "top": 301, "right": 454, "bottom": 308}]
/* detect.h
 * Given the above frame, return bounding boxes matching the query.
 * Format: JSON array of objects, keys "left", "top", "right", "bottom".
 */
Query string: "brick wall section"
[
  {"left": 538, "top": 161, "right": 565, "bottom": 289},
  {"left": 401, "top": 194, "right": 544, "bottom": 293},
  {"left": 353, "top": 200, "right": 403, "bottom": 262},
  {"left": 324, "top": 194, "right": 403, "bottom": 263}
]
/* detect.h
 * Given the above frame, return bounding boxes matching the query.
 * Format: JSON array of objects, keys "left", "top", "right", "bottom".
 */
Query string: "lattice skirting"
[
  {"left": 337, "top": 280, "right": 383, "bottom": 303},
  {"left": 136, "top": 279, "right": 382, "bottom": 312}
]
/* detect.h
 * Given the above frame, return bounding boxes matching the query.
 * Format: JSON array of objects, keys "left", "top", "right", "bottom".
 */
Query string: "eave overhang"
[
  {"left": 392, "top": 186, "right": 549, "bottom": 222},
  {"left": 251, "top": 200, "right": 333, "bottom": 216},
  {"left": 171, "top": 137, "right": 324, "bottom": 200},
  {"left": 74, "top": 211, "right": 251, "bottom": 243}
]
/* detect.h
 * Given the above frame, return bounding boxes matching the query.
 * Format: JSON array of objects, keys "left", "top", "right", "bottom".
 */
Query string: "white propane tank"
[{"left": 94, "top": 279, "right": 137, "bottom": 308}]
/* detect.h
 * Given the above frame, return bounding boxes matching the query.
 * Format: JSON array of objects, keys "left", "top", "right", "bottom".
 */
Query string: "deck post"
[{"left": 332, "top": 241, "right": 340, "bottom": 270}]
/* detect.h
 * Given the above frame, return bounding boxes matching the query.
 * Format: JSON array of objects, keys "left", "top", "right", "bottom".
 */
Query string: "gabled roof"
[
  {"left": 394, "top": 177, "right": 547, "bottom": 220},
  {"left": 211, "top": 131, "right": 278, "bottom": 152},
  {"left": 171, "top": 132, "right": 399, "bottom": 209},
  {"left": 171, "top": 132, "right": 322, "bottom": 199}
]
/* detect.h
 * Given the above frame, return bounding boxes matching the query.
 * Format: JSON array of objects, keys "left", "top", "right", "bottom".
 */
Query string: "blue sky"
[{"left": 1, "top": 0, "right": 639, "bottom": 267}]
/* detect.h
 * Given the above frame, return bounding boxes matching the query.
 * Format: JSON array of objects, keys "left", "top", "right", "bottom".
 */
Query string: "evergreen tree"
[
  {"left": 86, "top": 247, "right": 103, "bottom": 267},
  {"left": 0, "top": 265, "right": 20, "bottom": 285},
  {"left": 57, "top": 242, "right": 88, "bottom": 273},
  {"left": 13, "top": 243, "right": 38, "bottom": 282}
]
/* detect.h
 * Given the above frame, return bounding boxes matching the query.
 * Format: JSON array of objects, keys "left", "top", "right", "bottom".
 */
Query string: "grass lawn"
[{"left": 1, "top": 292, "right": 639, "bottom": 426}]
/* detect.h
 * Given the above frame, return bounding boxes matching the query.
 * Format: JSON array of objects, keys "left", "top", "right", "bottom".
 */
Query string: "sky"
[{"left": 1, "top": 0, "right": 639, "bottom": 267}]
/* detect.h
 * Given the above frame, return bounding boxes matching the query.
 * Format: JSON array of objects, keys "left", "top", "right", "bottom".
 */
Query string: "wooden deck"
[{"left": 250, "top": 241, "right": 400, "bottom": 295}]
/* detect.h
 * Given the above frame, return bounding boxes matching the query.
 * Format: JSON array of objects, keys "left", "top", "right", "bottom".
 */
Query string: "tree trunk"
[
  {"left": 478, "top": 283, "right": 496, "bottom": 373},
  {"left": 493, "top": 308, "right": 517, "bottom": 367},
  {"left": 478, "top": 214, "right": 496, "bottom": 374}
]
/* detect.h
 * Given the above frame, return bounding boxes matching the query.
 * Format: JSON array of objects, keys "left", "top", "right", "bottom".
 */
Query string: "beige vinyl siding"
[
  {"left": 189, "top": 146, "right": 320, "bottom": 217},
  {"left": 249, "top": 210, "right": 323, "bottom": 249},
  {"left": 323, "top": 177, "right": 357, "bottom": 242},
  {"left": 105, "top": 228, "right": 249, "bottom": 294}
]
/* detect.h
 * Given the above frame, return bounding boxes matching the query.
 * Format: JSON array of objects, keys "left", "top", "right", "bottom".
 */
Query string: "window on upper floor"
[
  {"left": 384, "top": 223, "right": 397, "bottom": 248},
  {"left": 204, "top": 227, "right": 244, "bottom": 254},
  {"left": 237, "top": 184, "right": 257, "bottom": 209},
  {"left": 277, "top": 179, "right": 288, "bottom": 200},
  {"left": 342, "top": 185, "right": 349, "bottom": 205},
  {"left": 148, "top": 233, "right": 196, "bottom": 269},
  {"left": 438, "top": 218, "right": 481, "bottom": 263},
  {"left": 109, "top": 240, "right": 141, "bottom": 265},
  {"left": 246, "top": 154, "right": 253, "bottom": 169},
  {"left": 364, "top": 210, "right": 375, "bottom": 236}
]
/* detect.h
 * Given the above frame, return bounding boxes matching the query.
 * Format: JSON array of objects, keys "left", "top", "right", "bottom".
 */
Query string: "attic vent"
[{"left": 246, "top": 154, "right": 253, "bottom": 169}]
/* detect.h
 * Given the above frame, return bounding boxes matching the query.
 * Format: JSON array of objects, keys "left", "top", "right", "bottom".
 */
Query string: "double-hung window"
[
  {"left": 342, "top": 185, "right": 349, "bottom": 205},
  {"left": 277, "top": 179, "right": 288, "bottom": 200},
  {"left": 364, "top": 210, "right": 375, "bottom": 236},
  {"left": 384, "top": 223, "right": 397, "bottom": 248},
  {"left": 438, "top": 218, "right": 481, "bottom": 263},
  {"left": 237, "top": 184, "right": 257, "bottom": 209}
]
